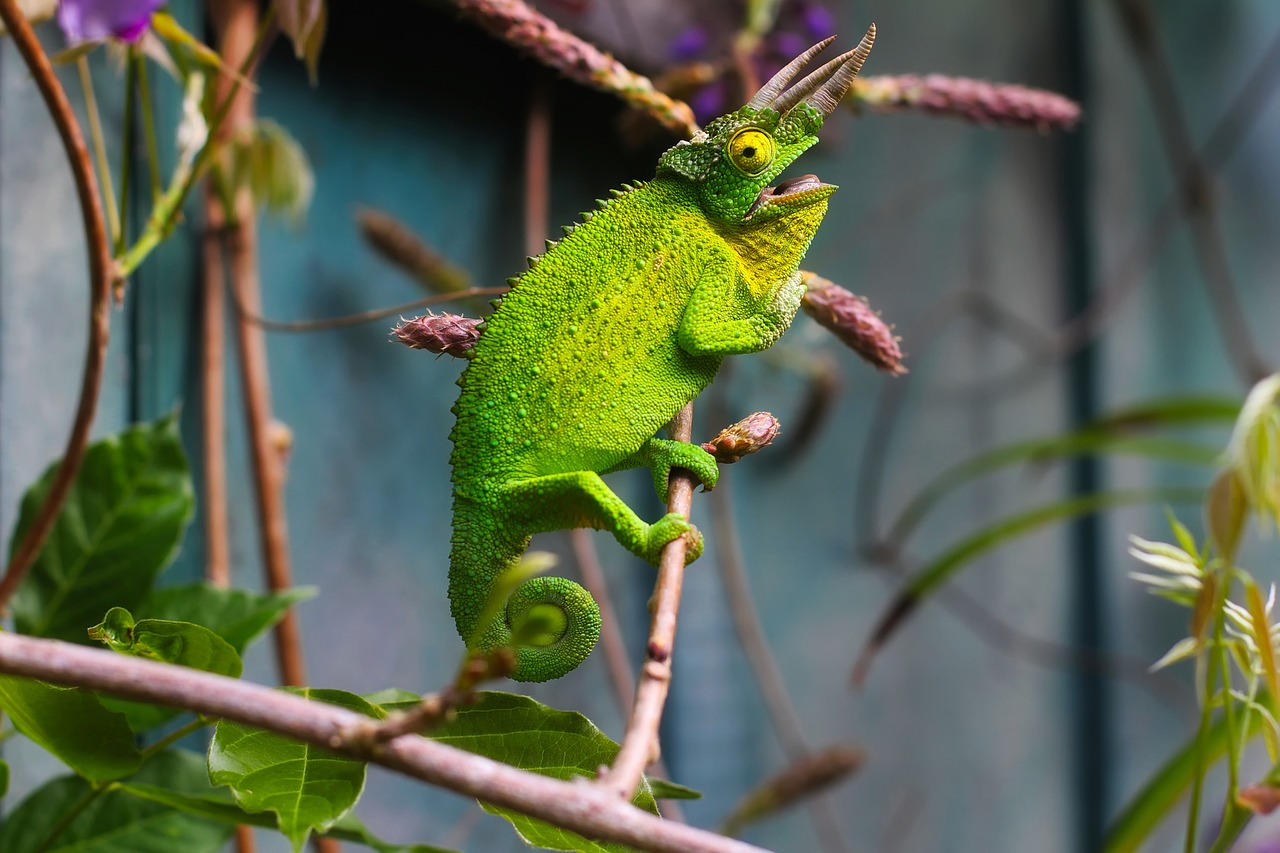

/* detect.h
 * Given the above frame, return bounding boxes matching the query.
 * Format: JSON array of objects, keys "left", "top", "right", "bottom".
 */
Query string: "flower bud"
[
  {"left": 392, "top": 313, "right": 482, "bottom": 359},
  {"left": 701, "top": 412, "right": 781, "bottom": 463},
  {"left": 801, "top": 273, "right": 906, "bottom": 374}
]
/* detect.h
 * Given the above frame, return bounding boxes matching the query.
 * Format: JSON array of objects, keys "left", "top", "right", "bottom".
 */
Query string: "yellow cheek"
[{"left": 728, "top": 129, "right": 775, "bottom": 174}]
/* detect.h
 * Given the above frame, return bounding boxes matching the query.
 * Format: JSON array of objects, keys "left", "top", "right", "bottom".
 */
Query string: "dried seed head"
[
  {"left": 391, "top": 313, "right": 482, "bottom": 359},
  {"left": 701, "top": 412, "right": 782, "bottom": 464},
  {"left": 801, "top": 273, "right": 906, "bottom": 374},
  {"left": 850, "top": 74, "right": 1081, "bottom": 131}
]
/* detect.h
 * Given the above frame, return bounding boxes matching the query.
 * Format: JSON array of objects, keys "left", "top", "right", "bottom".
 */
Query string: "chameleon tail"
[{"left": 448, "top": 503, "right": 602, "bottom": 682}]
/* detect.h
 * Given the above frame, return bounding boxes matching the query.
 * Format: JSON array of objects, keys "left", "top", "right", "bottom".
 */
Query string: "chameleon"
[{"left": 447, "top": 27, "right": 876, "bottom": 682}]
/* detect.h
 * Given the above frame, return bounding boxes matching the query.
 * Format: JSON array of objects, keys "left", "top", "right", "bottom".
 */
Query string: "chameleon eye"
[{"left": 727, "top": 128, "right": 775, "bottom": 175}]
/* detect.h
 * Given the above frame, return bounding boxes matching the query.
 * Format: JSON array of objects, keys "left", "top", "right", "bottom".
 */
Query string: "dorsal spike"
[
  {"left": 526, "top": 256, "right": 540, "bottom": 268},
  {"left": 544, "top": 238, "right": 558, "bottom": 251},
  {"left": 746, "top": 36, "right": 836, "bottom": 110}
]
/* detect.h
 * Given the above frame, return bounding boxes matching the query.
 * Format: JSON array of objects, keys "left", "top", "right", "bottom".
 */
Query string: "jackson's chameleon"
[{"left": 448, "top": 28, "right": 876, "bottom": 681}]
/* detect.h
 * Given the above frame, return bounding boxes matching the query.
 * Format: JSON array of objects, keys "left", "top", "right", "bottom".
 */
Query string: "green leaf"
[
  {"left": 277, "top": 0, "right": 327, "bottom": 83},
  {"left": 89, "top": 608, "right": 243, "bottom": 677},
  {"left": 123, "top": 781, "right": 457, "bottom": 852},
  {"left": 648, "top": 778, "right": 702, "bottom": 800},
  {"left": 433, "top": 692, "right": 657, "bottom": 853},
  {"left": 9, "top": 415, "right": 194, "bottom": 642},
  {"left": 857, "top": 488, "right": 1204, "bottom": 680},
  {"left": 0, "top": 757, "right": 8, "bottom": 798},
  {"left": 139, "top": 582, "right": 315, "bottom": 653},
  {"left": 0, "top": 750, "right": 231, "bottom": 853},
  {"left": 0, "top": 672, "right": 140, "bottom": 780},
  {"left": 1104, "top": 709, "right": 1264, "bottom": 852},
  {"left": 888, "top": 431, "right": 1217, "bottom": 546},
  {"left": 88, "top": 607, "right": 243, "bottom": 731},
  {"left": 209, "top": 687, "right": 379, "bottom": 851}
]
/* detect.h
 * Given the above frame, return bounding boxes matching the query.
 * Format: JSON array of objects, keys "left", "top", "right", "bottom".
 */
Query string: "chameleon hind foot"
[{"left": 645, "top": 512, "right": 703, "bottom": 565}]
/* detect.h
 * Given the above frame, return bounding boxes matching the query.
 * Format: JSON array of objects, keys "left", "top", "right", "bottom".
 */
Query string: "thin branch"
[
  {"left": 0, "top": 633, "right": 766, "bottom": 853},
  {"left": 232, "top": 286, "right": 510, "bottom": 332},
  {"left": 0, "top": 0, "right": 113, "bottom": 612},
  {"left": 1110, "top": 0, "right": 1270, "bottom": 384},
  {"left": 708, "top": 475, "right": 851, "bottom": 853},
  {"left": 210, "top": 0, "right": 308, "bottom": 692},
  {"left": 600, "top": 404, "right": 696, "bottom": 799},
  {"left": 202, "top": 202, "right": 232, "bottom": 586}
]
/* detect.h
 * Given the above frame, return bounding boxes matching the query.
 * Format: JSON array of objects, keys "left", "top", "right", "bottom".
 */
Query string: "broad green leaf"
[
  {"left": 858, "top": 488, "right": 1203, "bottom": 679},
  {"left": 10, "top": 415, "right": 194, "bottom": 642},
  {"left": 139, "top": 582, "right": 315, "bottom": 653},
  {"left": 1105, "top": 709, "right": 1263, "bottom": 852},
  {"left": 209, "top": 688, "right": 379, "bottom": 851},
  {"left": 89, "top": 607, "right": 242, "bottom": 731},
  {"left": 434, "top": 692, "right": 657, "bottom": 853},
  {"left": 123, "top": 780, "right": 456, "bottom": 852},
  {"left": 0, "top": 750, "right": 231, "bottom": 853},
  {"left": 89, "top": 607, "right": 243, "bottom": 676},
  {"left": 0, "top": 673, "right": 140, "bottom": 780},
  {"left": 363, "top": 687, "right": 422, "bottom": 711},
  {"left": 648, "top": 778, "right": 702, "bottom": 800}
]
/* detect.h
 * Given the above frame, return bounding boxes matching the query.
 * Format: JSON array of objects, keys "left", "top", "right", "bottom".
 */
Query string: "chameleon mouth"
[{"left": 744, "top": 173, "right": 831, "bottom": 220}]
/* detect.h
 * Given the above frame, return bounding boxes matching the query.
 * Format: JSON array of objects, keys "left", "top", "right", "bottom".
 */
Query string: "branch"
[
  {"left": 0, "top": 0, "right": 112, "bottom": 611},
  {"left": 600, "top": 404, "right": 697, "bottom": 799},
  {"left": 0, "top": 633, "right": 766, "bottom": 853}
]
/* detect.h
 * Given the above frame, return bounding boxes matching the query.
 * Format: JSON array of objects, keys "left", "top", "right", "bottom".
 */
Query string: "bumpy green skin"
[{"left": 449, "top": 100, "right": 836, "bottom": 682}]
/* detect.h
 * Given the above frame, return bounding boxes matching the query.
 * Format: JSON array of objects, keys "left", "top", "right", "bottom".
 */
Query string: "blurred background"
[{"left": 3, "top": 0, "right": 1280, "bottom": 850}]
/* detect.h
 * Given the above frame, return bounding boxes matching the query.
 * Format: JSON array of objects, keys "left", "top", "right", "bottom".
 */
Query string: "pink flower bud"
[
  {"left": 701, "top": 412, "right": 781, "bottom": 464},
  {"left": 801, "top": 274, "right": 906, "bottom": 374},
  {"left": 392, "top": 313, "right": 482, "bottom": 359}
]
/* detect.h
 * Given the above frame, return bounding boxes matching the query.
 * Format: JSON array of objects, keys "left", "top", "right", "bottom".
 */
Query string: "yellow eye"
[{"left": 727, "top": 128, "right": 775, "bottom": 174}]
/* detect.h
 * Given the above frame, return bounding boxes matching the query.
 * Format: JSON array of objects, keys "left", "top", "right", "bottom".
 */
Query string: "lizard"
[{"left": 447, "top": 26, "right": 876, "bottom": 682}]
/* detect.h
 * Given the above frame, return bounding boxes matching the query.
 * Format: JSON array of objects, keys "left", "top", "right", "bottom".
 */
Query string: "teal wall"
[{"left": 4, "top": 1, "right": 1280, "bottom": 851}]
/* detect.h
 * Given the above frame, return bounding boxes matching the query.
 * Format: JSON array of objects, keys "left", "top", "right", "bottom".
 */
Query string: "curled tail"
[{"left": 448, "top": 501, "right": 602, "bottom": 682}]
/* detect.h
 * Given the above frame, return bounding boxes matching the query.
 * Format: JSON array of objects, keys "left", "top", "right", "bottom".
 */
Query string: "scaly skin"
[{"left": 447, "top": 31, "right": 876, "bottom": 681}]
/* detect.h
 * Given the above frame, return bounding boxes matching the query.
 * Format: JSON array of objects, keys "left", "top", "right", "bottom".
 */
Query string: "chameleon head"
[{"left": 657, "top": 25, "right": 876, "bottom": 227}]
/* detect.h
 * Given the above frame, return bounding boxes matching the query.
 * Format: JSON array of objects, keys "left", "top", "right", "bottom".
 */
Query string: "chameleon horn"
[
  {"left": 746, "top": 35, "right": 836, "bottom": 110},
  {"left": 802, "top": 23, "right": 876, "bottom": 117},
  {"left": 768, "top": 24, "right": 876, "bottom": 117}
]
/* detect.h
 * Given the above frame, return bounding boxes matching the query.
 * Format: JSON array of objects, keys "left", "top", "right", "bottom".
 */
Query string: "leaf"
[
  {"left": 887, "top": 430, "right": 1217, "bottom": 546},
  {"left": 89, "top": 608, "right": 243, "bottom": 676},
  {"left": 9, "top": 415, "right": 194, "bottom": 642},
  {"left": 0, "top": 757, "right": 8, "bottom": 797},
  {"left": 647, "top": 778, "right": 702, "bottom": 800},
  {"left": 856, "top": 488, "right": 1204, "bottom": 682},
  {"left": 1207, "top": 469, "right": 1248, "bottom": 562},
  {"left": 0, "top": 672, "right": 140, "bottom": 780},
  {"left": 1105, "top": 708, "right": 1264, "bottom": 852},
  {"left": 88, "top": 607, "right": 243, "bottom": 731},
  {"left": 209, "top": 687, "right": 379, "bottom": 851},
  {"left": 277, "top": 0, "right": 327, "bottom": 83},
  {"left": 122, "top": 782, "right": 457, "bottom": 852},
  {"left": 0, "top": 750, "right": 231, "bottom": 853},
  {"left": 433, "top": 692, "right": 657, "bottom": 853},
  {"left": 139, "top": 582, "right": 315, "bottom": 653}
]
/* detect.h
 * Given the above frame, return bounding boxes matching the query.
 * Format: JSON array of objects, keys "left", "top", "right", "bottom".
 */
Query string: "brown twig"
[
  {"left": 0, "top": 0, "right": 112, "bottom": 612},
  {"left": 454, "top": 0, "right": 698, "bottom": 137},
  {"left": 0, "top": 632, "right": 765, "bottom": 853},
  {"left": 1110, "top": 0, "right": 1270, "bottom": 385},
  {"left": 708, "top": 474, "right": 851, "bottom": 853},
  {"left": 233, "top": 286, "right": 511, "bottom": 333},
  {"left": 202, "top": 202, "right": 232, "bottom": 587},
  {"left": 600, "top": 404, "right": 696, "bottom": 799},
  {"left": 212, "top": 0, "right": 311, "bottom": 696}
]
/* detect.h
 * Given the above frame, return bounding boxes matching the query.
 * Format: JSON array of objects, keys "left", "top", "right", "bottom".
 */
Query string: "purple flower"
[{"left": 56, "top": 0, "right": 164, "bottom": 44}]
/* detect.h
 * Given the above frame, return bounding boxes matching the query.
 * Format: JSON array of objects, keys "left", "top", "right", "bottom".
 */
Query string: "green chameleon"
[{"left": 448, "top": 27, "right": 876, "bottom": 682}]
